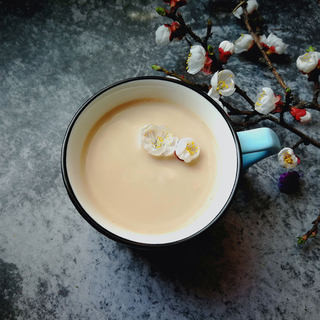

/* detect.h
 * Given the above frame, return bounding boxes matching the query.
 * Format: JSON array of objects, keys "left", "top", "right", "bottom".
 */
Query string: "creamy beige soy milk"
[{"left": 81, "top": 98, "right": 217, "bottom": 234}]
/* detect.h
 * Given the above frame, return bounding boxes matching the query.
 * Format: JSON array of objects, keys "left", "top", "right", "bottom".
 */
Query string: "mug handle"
[{"left": 237, "top": 127, "right": 281, "bottom": 169}]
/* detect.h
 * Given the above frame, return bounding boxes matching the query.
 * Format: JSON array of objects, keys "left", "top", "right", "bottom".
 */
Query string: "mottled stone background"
[{"left": 1, "top": 0, "right": 320, "bottom": 319}]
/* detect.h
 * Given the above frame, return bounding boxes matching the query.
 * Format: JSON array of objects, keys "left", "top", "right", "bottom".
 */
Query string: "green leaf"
[
  {"left": 297, "top": 236, "right": 306, "bottom": 245},
  {"left": 151, "top": 64, "right": 162, "bottom": 71},
  {"left": 207, "top": 45, "right": 214, "bottom": 55},
  {"left": 306, "top": 46, "right": 315, "bottom": 52},
  {"left": 156, "top": 7, "right": 166, "bottom": 16}
]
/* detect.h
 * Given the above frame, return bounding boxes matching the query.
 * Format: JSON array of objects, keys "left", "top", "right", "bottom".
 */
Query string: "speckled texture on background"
[{"left": 1, "top": 0, "right": 320, "bottom": 319}]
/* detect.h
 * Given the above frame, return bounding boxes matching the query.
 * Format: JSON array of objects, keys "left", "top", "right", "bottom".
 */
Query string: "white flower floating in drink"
[
  {"left": 174, "top": 138, "right": 200, "bottom": 163},
  {"left": 140, "top": 124, "right": 178, "bottom": 156},
  {"left": 140, "top": 124, "right": 200, "bottom": 163}
]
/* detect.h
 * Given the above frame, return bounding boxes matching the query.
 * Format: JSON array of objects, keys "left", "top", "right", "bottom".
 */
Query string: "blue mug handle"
[{"left": 237, "top": 128, "right": 281, "bottom": 169}]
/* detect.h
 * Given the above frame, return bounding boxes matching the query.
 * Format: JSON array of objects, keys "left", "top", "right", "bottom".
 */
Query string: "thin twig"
[
  {"left": 235, "top": 85, "right": 255, "bottom": 109},
  {"left": 312, "top": 79, "right": 320, "bottom": 105},
  {"left": 242, "top": 6, "right": 288, "bottom": 91},
  {"left": 221, "top": 99, "right": 256, "bottom": 116},
  {"left": 166, "top": 11, "right": 205, "bottom": 48},
  {"left": 204, "top": 19, "right": 213, "bottom": 48},
  {"left": 298, "top": 213, "right": 320, "bottom": 244},
  {"left": 264, "top": 114, "right": 320, "bottom": 148},
  {"left": 292, "top": 139, "right": 304, "bottom": 150},
  {"left": 152, "top": 66, "right": 209, "bottom": 91}
]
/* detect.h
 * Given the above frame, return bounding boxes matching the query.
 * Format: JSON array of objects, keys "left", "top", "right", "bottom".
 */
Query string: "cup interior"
[{"left": 62, "top": 77, "right": 241, "bottom": 246}]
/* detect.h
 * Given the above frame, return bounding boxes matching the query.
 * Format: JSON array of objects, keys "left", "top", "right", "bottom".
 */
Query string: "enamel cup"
[{"left": 61, "top": 76, "right": 280, "bottom": 247}]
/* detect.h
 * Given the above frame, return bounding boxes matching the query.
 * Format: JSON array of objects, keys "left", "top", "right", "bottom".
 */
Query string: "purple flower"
[{"left": 278, "top": 171, "right": 300, "bottom": 194}]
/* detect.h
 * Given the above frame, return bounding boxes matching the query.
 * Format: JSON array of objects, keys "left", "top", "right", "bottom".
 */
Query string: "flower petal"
[
  {"left": 254, "top": 87, "right": 277, "bottom": 114},
  {"left": 155, "top": 25, "right": 170, "bottom": 46},
  {"left": 234, "top": 34, "right": 254, "bottom": 54},
  {"left": 296, "top": 51, "right": 320, "bottom": 73},
  {"left": 186, "top": 45, "right": 206, "bottom": 75},
  {"left": 216, "top": 70, "right": 236, "bottom": 97}
]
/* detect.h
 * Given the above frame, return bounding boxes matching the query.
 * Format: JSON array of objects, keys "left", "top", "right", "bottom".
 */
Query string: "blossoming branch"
[{"left": 151, "top": 0, "right": 320, "bottom": 244}]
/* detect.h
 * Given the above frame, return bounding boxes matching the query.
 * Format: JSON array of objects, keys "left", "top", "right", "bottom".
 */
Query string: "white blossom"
[
  {"left": 186, "top": 45, "right": 207, "bottom": 75},
  {"left": 208, "top": 70, "right": 236, "bottom": 99},
  {"left": 219, "top": 40, "right": 235, "bottom": 54},
  {"left": 254, "top": 87, "right": 278, "bottom": 115},
  {"left": 260, "top": 33, "right": 288, "bottom": 54},
  {"left": 234, "top": 34, "right": 254, "bottom": 54},
  {"left": 175, "top": 138, "right": 200, "bottom": 163},
  {"left": 140, "top": 124, "right": 178, "bottom": 156},
  {"left": 278, "top": 148, "right": 300, "bottom": 169},
  {"left": 296, "top": 51, "right": 320, "bottom": 73},
  {"left": 155, "top": 25, "right": 170, "bottom": 46},
  {"left": 233, "top": 0, "right": 258, "bottom": 19}
]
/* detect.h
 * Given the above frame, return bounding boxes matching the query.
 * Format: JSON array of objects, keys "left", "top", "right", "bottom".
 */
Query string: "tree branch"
[
  {"left": 151, "top": 65, "right": 210, "bottom": 92},
  {"left": 312, "top": 78, "right": 320, "bottom": 105},
  {"left": 298, "top": 213, "right": 320, "bottom": 244},
  {"left": 204, "top": 19, "right": 213, "bottom": 48},
  {"left": 242, "top": 6, "right": 288, "bottom": 91},
  {"left": 235, "top": 84, "right": 256, "bottom": 109},
  {"left": 166, "top": 11, "right": 206, "bottom": 48}
]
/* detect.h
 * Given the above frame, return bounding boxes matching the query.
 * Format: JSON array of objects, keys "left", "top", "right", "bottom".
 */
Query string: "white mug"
[{"left": 61, "top": 77, "right": 280, "bottom": 247}]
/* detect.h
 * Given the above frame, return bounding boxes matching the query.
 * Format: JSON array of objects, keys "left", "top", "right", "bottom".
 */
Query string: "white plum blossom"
[
  {"left": 260, "top": 33, "right": 288, "bottom": 54},
  {"left": 254, "top": 87, "right": 278, "bottom": 115},
  {"left": 155, "top": 25, "right": 171, "bottom": 46},
  {"left": 175, "top": 138, "right": 200, "bottom": 163},
  {"left": 296, "top": 51, "right": 320, "bottom": 73},
  {"left": 186, "top": 45, "right": 206, "bottom": 74},
  {"left": 140, "top": 124, "right": 178, "bottom": 156},
  {"left": 186, "top": 45, "right": 212, "bottom": 74},
  {"left": 278, "top": 148, "right": 300, "bottom": 169},
  {"left": 208, "top": 70, "right": 236, "bottom": 99},
  {"left": 219, "top": 41, "right": 235, "bottom": 54},
  {"left": 233, "top": 0, "right": 258, "bottom": 19},
  {"left": 234, "top": 34, "right": 254, "bottom": 54},
  {"left": 218, "top": 40, "right": 235, "bottom": 63}
]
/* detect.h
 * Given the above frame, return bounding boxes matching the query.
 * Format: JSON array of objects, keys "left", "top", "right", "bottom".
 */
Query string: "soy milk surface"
[{"left": 81, "top": 99, "right": 217, "bottom": 234}]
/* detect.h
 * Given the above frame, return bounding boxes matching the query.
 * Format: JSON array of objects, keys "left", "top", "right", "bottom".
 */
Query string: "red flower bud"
[
  {"left": 290, "top": 107, "right": 307, "bottom": 121},
  {"left": 218, "top": 48, "right": 232, "bottom": 64},
  {"left": 165, "top": 22, "right": 185, "bottom": 41},
  {"left": 273, "top": 95, "right": 283, "bottom": 113},
  {"left": 163, "top": 0, "right": 187, "bottom": 8},
  {"left": 202, "top": 53, "right": 213, "bottom": 74}
]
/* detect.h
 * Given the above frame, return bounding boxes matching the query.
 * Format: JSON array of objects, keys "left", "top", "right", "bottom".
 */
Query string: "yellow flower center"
[
  {"left": 255, "top": 90, "right": 267, "bottom": 106},
  {"left": 186, "top": 141, "right": 198, "bottom": 155},
  {"left": 153, "top": 136, "right": 164, "bottom": 149},
  {"left": 283, "top": 152, "right": 293, "bottom": 164},
  {"left": 301, "top": 52, "right": 311, "bottom": 61},
  {"left": 217, "top": 74, "right": 233, "bottom": 94},
  {"left": 186, "top": 52, "right": 192, "bottom": 70}
]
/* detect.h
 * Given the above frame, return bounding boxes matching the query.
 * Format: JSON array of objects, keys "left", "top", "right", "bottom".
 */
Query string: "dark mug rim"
[{"left": 61, "top": 76, "right": 242, "bottom": 248}]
